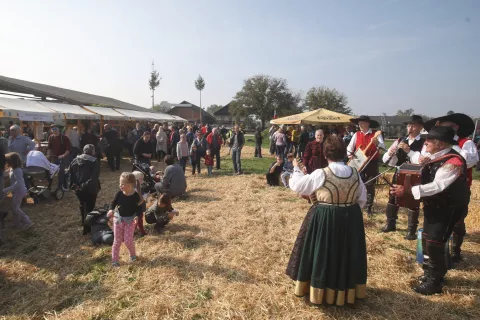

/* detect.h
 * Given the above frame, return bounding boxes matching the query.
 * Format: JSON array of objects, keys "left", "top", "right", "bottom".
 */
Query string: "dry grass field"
[{"left": 1, "top": 145, "right": 479, "bottom": 320}]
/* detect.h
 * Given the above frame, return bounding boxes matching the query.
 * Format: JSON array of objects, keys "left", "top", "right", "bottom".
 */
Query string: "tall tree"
[
  {"left": 304, "top": 86, "right": 351, "bottom": 114},
  {"left": 149, "top": 61, "right": 161, "bottom": 108},
  {"left": 232, "top": 75, "right": 301, "bottom": 128},
  {"left": 447, "top": 110, "right": 455, "bottom": 115},
  {"left": 206, "top": 104, "right": 222, "bottom": 114},
  {"left": 152, "top": 101, "right": 172, "bottom": 113},
  {"left": 396, "top": 108, "right": 415, "bottom": 116},
  {"left": 195, "top": 75, "right": 206, "bottom": 109}
]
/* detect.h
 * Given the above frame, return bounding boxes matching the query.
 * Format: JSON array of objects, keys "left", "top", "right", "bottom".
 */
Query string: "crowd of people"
[{"left": 1, "top": 112, "right": 478, "bottom": 304}]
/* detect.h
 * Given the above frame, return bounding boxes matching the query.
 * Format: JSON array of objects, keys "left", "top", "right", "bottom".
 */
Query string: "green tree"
[
  {"left": 152, "top": 101, "right": 172, "bottom": 113},
  {"left": 304, "top": 86, "right": 351, "bottom": 114},
  {"left": 396, "top": 108, "right": 415, "bottom": 116},
  {"left": 149, "top": 61, "right": 161, "bottom": 108},
  {"left": 195, "top": 75, "right": 206, "bottom": 109},
  {"left": 206, "top": 104, "right": 222, "bottom": 114},
  {"left": 447, "top": 110, "right": 455, "bottom": 115},
  {"left": 232, "top": 75, "right": 301, "bottom": 129}
]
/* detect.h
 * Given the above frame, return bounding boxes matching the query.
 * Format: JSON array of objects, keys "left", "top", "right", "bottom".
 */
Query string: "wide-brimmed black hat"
[
  {"left": 420, "top": 126, "right": 457, "bottom": 145},
  {"left": 423, "top": 113, "right": 474, "bottom": 138},
  {"left": 403, "top": 115, "right": 424, "bottom": 125},
  {"left": 350, "top": 115, "right": 380, "bottom": 128}
]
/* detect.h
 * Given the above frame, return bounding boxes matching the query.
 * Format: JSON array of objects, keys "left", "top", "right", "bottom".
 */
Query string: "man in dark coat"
[
  {"left": 133, "top": 131, "right": 154, "bottom": 165},
  {"left": 69, "top": 144, "right": 101, "bottom": 235},
  {"left": 102, "top": 124, "right": 122, "bottom": 171}
]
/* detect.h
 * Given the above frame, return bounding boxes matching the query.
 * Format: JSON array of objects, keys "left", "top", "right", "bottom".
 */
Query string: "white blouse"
[
  {"left": 411, "top": 148, "right": 462, "bottom": 200},
  {"left": 290, "top": 162, "right": 367, "bottom": 208}
]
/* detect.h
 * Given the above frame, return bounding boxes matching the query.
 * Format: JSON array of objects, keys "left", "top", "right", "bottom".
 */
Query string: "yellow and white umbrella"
[{"left": 270, "top": 108, "right": 352, "bottom": 125}]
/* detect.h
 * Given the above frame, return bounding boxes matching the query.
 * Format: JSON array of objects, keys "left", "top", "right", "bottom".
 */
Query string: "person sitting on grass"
[
  {"left": 281, "top": 153, "right": 295, "bottom": 188},
  {"left": 154, "top": 155, "right": 187, "bottom": 198},
  {"left": 266, "top": 155, "right": 284, "bottom": 186},
  {"left": 145, "top": 193, "right": 179, "bottom": 233}
]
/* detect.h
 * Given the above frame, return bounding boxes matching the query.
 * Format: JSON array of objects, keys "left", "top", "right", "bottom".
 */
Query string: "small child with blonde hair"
[
  {"left": 204, "top": 149, "right": 214, "bottom": 176},
  {"left": 108, "top": 172, "right": 144, "bottom": 267}
]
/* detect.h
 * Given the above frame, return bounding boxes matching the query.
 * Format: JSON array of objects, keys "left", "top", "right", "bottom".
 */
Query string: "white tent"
[
  {"left": 113, "top": 108, "right": 185, "bottom": 122},
  {"left": 0, "top": 97, "right": 60, "bottom": 121},
  {"left": 38, "top": 101, "right": 100, "bottom": 120},
  {"left": 82, "top": 106, "right": 129, "bottom": 120}
]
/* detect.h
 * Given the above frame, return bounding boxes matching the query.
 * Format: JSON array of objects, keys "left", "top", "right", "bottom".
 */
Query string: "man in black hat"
[
  {"left": 390, "top": 126, "right": 468, "bottom": 295},
  {"left": 381, "top": 115, "right": 425, "bottom": 239},
  {"left": 421, "top": 113, "right": 478, "bottom": 264},
  {"left": 347, "top": 115, "right": 385, "bottom": 215}
]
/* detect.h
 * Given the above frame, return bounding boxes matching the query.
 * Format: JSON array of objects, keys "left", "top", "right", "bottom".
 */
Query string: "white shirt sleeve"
[
  {"left": 411, "top": 163, "right": 461, "bottom": 200},
  {"left": 377, "top": 133, "right": 385, "bottom": 150},
  {"left": 453, "top": 140, "right": 479, "bottom": 169},
  {"left": 408, "top": 145, "right": 428, "bottom": 164},
  {"left": 347, "top": 133, "right": 357, "bottom": 156},
  {"left": 289, "top": 167, "right": 326, "bottom": 196},
  {"left": 382, "top": 140, "right": 399, "bottom": 166},
  {"left": 357, "top": 173, "right": 367, "bottom": 208}
]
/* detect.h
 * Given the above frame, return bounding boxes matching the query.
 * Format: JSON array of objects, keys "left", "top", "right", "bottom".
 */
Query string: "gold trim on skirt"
[{"left": 294, "top": 281, "right": 366, "bottom": 306}]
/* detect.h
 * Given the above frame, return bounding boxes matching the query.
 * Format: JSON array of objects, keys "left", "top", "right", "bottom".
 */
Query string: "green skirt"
[{"left": 286, "top": 203, "right": 367, "bottom": 306}]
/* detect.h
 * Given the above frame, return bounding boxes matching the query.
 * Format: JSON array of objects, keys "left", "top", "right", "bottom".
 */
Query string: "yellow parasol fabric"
[{"left": 270, "top": 109, "right": 352, "bottom": 125}]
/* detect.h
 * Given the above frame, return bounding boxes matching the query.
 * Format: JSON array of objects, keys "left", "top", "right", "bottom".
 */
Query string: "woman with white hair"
[{"left": 69, "top": 144, "right": 101, "bottom": 235}]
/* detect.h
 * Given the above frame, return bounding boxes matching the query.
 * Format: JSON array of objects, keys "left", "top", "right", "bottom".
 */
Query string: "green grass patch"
[{"left": 217, "top": 155, "right": 272, "bottom": 175}]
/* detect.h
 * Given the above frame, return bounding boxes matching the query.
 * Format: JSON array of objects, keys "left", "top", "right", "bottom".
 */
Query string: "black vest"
[
  {"left": 396, "top": 137, "right": 425, "bottom": 165},
  {"left": 421, "top": 149, "right": 468, "bottom": 208}
]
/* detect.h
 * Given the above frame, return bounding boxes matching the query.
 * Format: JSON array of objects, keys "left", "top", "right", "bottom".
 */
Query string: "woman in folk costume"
[
  {"left": 302, "top": 129, "right": 327, "bottom": 174},
  {"left": 391, "top": 126, "right": 468, "bottom": 295},
  {"left": 381, "top": 115, "right": 425, "bottom": 239},
  {"left": 286, "top": 136, "right": 368, "bottom": 306},
  {"left": 347, "top": 115, "right": 385, "bottom": 215},
  {"left": 420, "top": 113, "right": 478, "bottom": 264}
]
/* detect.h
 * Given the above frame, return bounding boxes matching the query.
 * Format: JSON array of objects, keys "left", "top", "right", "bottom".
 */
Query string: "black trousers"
[
  {"left": 422, "top": 205, "right": 464, "bottom": 244},
  {"left": 453, "top": 190, "right": 470, "bottom": 238},
  {"left": 212, "top": 149, "right": 221, "bottom": 169},
  {"left": 75, "top": 190, "right": 98, "bottom": 233},
  {"left": 254, "top": 142, "right": 262, "bottom": 158},
  {"left": 106, "top": 150, "right": 121, "bottom": 170},
  {"left": 387, "top": 173, "right": 398, "bottom": 205},
  {"left": 266, "top": 173, "right": 280, "bottom": 186},
  {"left": 360, "top": 158, "right": 379, "bottom": 208},
  {"left": 191, "top": 160, "right": 200, "bottom": 174}
]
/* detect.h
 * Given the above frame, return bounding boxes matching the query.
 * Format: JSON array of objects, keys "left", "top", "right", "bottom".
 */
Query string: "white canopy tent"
[
  {"left": 38, "top": 101, "right": 100, "bottom": 120},
  {"left": 113, "top": 108, "right": 185, "bottom": 122},
  {"left": 82, "top": 106, "right": 129, "bottom": 120},
  {"left": 0, "top": 97, "right": 60, "bottom": 121}
]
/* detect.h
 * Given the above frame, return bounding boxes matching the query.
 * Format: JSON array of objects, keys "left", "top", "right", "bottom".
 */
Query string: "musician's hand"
[
  {"left": 399, "top": 142, "right": 410, "bottom": 153},
  {"left": 372, "top": 137, "right": 378, "bottom": 145},
  {"left": 390, "top": 184, "right": 405, "bottom": 197},
  {"left": 292, "top": 158, "right": 298, "bottom": 167},
  {"left": 419, "top": 155, "right": 429, "bottom": 164},
  {"left": 302, "top": 166, "right": 307, "bottom": 174},
  {"left": 388, "top": 149, "right": 396, "bottom": 157},
  {"left": 348, "top": 154, "right": 353, "bottom": 159}
]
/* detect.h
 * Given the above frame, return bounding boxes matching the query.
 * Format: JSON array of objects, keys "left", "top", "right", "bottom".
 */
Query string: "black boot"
[
  {"left": 381, "top": 203, "right": 398, "bottom": 232},
  {"left": 451, "top": 233, "right": 464, "bottom": 263},
  {"left": 404, "top": 209, "right": 419, "bottom": 240},
  {"left": 414, "top": 242, "right": 446, "bottom": 295}
]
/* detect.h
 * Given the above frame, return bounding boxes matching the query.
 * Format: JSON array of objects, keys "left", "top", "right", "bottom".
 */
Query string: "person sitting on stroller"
[{"left": 145, "top": 193, "right": 179, "bottom": 233}]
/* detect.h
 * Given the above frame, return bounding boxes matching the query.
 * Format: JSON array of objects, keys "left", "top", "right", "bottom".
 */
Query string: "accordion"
[{"left": 396, "top": 163, "right": 423, "bottom": 210}]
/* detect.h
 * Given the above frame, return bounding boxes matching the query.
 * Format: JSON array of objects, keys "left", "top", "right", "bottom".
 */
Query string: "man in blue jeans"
[{"left": 229, "top": 125, "right": 244, "bottom": 175}]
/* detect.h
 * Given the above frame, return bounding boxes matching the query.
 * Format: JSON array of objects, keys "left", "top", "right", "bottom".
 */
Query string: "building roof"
[
  {"left": 213, "top": 102, "right": 232, "bottom": 116},
  {"left": 169, "top": 100, "right": 216, "bottom": 122},
  {"left": 0, "top": 74, "right": 146, "bottom": 111}
]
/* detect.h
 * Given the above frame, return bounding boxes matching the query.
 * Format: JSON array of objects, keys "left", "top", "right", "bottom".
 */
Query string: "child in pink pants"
[{"left": 108, "top": 172, "right": 144, "bottom": 267}]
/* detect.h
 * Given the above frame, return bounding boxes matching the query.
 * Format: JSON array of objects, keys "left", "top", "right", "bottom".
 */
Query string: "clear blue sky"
[{"left": 0, "top": 0, "right": 478, "bottom": 117}]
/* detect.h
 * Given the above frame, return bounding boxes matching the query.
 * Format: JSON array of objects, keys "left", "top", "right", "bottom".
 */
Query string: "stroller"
[
  {"left": 24, "top": 151, "right": 65, "bottom": 204},
  {"left": 130, "top": 158, "right": 157, "bottom": 194}
]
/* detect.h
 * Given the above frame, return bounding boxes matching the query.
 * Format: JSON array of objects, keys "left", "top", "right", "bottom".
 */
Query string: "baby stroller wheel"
[{"left": 54, "top": 188, "right": 64, "bottom": 200}]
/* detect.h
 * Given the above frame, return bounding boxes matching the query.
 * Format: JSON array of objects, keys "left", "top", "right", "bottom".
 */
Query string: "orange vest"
[{"left": 355, "top": 130, "right": 379, "bottom": 159}]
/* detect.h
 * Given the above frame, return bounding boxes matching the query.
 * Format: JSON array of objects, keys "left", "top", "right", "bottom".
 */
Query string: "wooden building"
[{"left": 168, "top": 101, "right": 216, "bottom": 124}]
